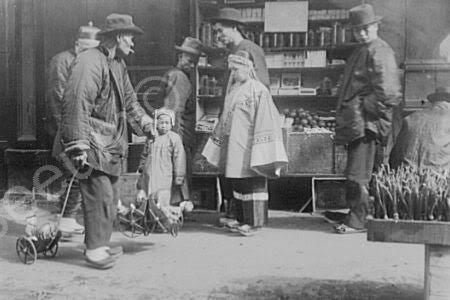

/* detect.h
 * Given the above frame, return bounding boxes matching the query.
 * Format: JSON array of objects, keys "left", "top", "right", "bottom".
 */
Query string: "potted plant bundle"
[{"left": 367, "top": 165, "right": 450, "bottom": 300}]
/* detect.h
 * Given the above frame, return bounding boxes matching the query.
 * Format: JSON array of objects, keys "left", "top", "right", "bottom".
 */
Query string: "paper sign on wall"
[{"left": 264, "top": 1, "right": 309, "bottom": 32}]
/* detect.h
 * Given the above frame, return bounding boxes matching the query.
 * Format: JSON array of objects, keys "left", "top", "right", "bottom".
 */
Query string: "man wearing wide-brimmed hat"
[
  {"left": 46, "top": 22, "right": 100, "bottom": 236},
  {"left": 59, "top": 13, "right": 154, "bottom": 269},
  {"left": 209, "top": 7, "right": 269, "bottom": 87},
  {"left": 390, "top": 86, "right": 450, "bottom": 170},
  {"left": 327, "top": 4, "right": 402, "bottom": 233},
  {"left": 149, "top": 36, "right": 203, "bottom": 205}
]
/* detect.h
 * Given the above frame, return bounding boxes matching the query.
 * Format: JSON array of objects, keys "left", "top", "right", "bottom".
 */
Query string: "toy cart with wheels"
[
  {"left": 16, "top": 227, "right": 62, "bottom": 265},
  {"left": 15, "top": 169, "right": 78, "bottom": 264},
  {"left": 116, "top": 195, "right": 182, "bottom": 238}
]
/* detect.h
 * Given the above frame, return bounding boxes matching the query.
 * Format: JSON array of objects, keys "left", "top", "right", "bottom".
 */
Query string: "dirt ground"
[{"left": 0, "top": 209, "right": 424, "bottom": 300}]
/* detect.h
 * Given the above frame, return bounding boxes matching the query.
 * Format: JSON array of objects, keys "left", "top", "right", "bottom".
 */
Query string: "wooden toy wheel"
[
  {"left": 44, "top": 242, "right": 59, "bottom": 258},
  {"left": 117, "top": 214, "right": 143, "bottom": 238},
  {"left": 16, "top": 237, "right": 37, "bottom": 264}
]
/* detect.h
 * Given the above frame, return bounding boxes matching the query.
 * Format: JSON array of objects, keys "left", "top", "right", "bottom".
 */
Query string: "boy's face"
[
  {"left": 157, "top": 114, "right": 172, "bottom": 135},
  {"left": 213, "top": 22, "right": 235, "bottom": 45},
  {"left": 352, "top": 23, "right": 378, "bottom": 43}
]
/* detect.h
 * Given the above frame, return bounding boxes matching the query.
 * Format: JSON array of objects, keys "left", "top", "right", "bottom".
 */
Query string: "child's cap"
[{"left": 155, "top": 108, "right": 175, "bottom": 126}]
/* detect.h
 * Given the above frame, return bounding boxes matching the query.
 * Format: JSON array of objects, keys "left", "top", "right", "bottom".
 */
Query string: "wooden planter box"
[{"left": 368, "top": 219, "right": 450, "bottom": 300}]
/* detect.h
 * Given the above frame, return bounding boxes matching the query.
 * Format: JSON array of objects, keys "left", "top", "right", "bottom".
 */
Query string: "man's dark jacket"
[
  {"left": 60, "top": 46, "right": 153, "bottom": 176},
  {"left": 335, "top": 38, "right": 402, "bottom": 146}
]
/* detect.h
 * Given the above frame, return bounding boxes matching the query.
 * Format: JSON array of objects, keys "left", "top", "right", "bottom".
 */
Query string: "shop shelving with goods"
[{"left": 192, "top": 0, "right": 362, "bottom": 179}]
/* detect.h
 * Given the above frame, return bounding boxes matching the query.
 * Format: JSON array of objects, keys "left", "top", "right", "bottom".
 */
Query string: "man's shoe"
[
  {"left": 107, "top": 246, "right": 123, "bottom": 259},
  {"left": 59, "top": 217, "right": 84, "bottom": 234},
  {"left": 85, "top": 254, "right": 116, "bottom": 270},
  {"left": 322, "top": 211, "right": 347, "bottom": 224},
  {"left": 83, "top": 246, "right": 123, "bottom": 259}
]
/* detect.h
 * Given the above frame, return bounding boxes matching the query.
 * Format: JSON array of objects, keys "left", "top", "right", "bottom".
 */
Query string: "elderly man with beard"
[{"left": 59, "top": 13, "right": 154, "bottom": 269}]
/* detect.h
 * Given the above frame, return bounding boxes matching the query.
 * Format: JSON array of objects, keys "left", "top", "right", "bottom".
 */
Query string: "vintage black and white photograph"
[{"left": 0, "top": 0, "right": 449, "bottom": 299}]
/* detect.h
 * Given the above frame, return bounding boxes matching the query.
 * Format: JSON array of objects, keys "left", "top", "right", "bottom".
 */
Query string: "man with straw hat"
[
  {"left": 46, "top": 22, "right": 100, "bottom": 236},
  {"left": 60, "top": 13, "right": 154, "bottom": 269},
  {"left": 154, "top": 37, "right": 202, "bottom": 205},
  {"left": 325, "top": 4, "right": 401, "bottom": 233},
  {"left": 390, "top": 87, "right": 450, "bottom": 170}
]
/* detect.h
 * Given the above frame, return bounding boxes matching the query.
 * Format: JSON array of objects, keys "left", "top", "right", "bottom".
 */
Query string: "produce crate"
[
  {"left": 368, "top": 219, "right": 450, "bottom": 300},
  {"left": 312, "top": 176, "right": 346, "bottom": 212},
  {"left": 367, "top": 219, "right": 450, "bottom": 246},
  {"left": 334, "top": 145, "right": 347, "bottom": 175},
  {"left": 284, "top": 131, "right": 334, "bottom": 175}
]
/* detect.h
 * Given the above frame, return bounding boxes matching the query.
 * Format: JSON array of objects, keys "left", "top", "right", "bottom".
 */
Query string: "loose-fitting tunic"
[
  {"left": 137, "top": 131, "right": 186, "bottom": 204},
  {"left": 202, "top": 79, "right": 288, "bottom": 179}
]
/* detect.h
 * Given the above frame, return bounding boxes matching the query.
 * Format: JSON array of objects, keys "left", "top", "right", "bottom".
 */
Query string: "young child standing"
[{"left": 136, "top": 109, "right": 187, "bottom": 221}]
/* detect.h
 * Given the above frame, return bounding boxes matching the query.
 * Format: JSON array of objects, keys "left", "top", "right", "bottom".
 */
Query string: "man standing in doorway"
[
  {"left": 327, "top": 4, "right": 401, "bottom": 233},
  {"left": 60, "top": 13, "right": 154, "bottom": 269},
  {"left": 46, "top": 22, "right": 100, "bottom": 235}
]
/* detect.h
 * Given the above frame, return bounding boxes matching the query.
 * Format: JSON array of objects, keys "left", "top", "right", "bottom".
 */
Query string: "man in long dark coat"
[
  {"left": 329, "top": 4, "right": 401, "bottom": 233},
  {"left": 60, "top": 14, "right": 154, "bottom": 268}
]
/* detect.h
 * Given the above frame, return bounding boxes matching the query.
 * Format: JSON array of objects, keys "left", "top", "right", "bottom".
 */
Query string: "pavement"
[{"left": 0, "top": 209, "right": 424, "bottom": 300}]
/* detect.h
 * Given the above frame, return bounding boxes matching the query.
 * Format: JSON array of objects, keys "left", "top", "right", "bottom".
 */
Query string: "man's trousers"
[
  {"left": 344, "top": 137, "right": 376, "bottom": 229},
  {"left": 79, "top": 169, "right": 119, "bottom": 250}
]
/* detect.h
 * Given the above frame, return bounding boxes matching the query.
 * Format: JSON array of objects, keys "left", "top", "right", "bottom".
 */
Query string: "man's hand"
[
  {"left": 71, "top": 151, "right": 87, "bottom": 169},
  {"left": 364, "top": 129, "right": 377, "bottom": 143},
  {"left": 136, "top": 189, "right": 146, "bottom": 204},
  {"left": 141, "top": 115, "right": 157, "bottom": 138},
  {"left": 174, "top": 176, "right": 184, "bottom": 186}
]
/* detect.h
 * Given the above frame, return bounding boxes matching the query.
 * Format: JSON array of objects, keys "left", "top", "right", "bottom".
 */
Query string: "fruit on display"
[{"left": 282, "top": 107, "right": 336, "bottom": 132}]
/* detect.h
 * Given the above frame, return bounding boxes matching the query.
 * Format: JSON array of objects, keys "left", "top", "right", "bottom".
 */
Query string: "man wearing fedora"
[
  {"left": 390, "top": 87, "right": 450, "bottom": 170},
  {"left": 156, "top": 36, "right": 203, "bottom": 204},
  {"left": 46, "top": 22, "right": 100, "bottom": 235},
  {"left": 326, "top": 4, "right": 401, "bottom": 233},
  {"left": 60, "top": 13, "right": 154, "bottom": 269},
  {"left": 209, "top": 7, "right": 269, "bottom": 88}
]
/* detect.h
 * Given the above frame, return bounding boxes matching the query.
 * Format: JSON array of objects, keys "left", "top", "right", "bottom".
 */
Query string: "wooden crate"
[
  {"left": 285, "top": 132, "right": 334, "bottom": 175},
  {"left": 367, "top": 219, "right": 450, "bottom": 246},
  {"left": 368, "top": 219, "right": 450, "bottom": 300},
  {"left": 312, "top": 176, "right": 346, "bottom": 212}
]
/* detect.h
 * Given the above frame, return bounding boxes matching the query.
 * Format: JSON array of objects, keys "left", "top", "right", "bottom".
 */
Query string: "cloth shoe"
[
  {"left": 85, "top": 255, "right": 116, "bottom": 269},
  {"left": 83, "top": 246, "right": 123, "bottom": 259},
  {"left": 107, "top": 246, "right": 123, "bottom": 259},
  {"left": 59, "top": 217, "right": 84, "bottom": 234},
  {"left": 85, "top": 247, "right": 116, "bottom": 269}
]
